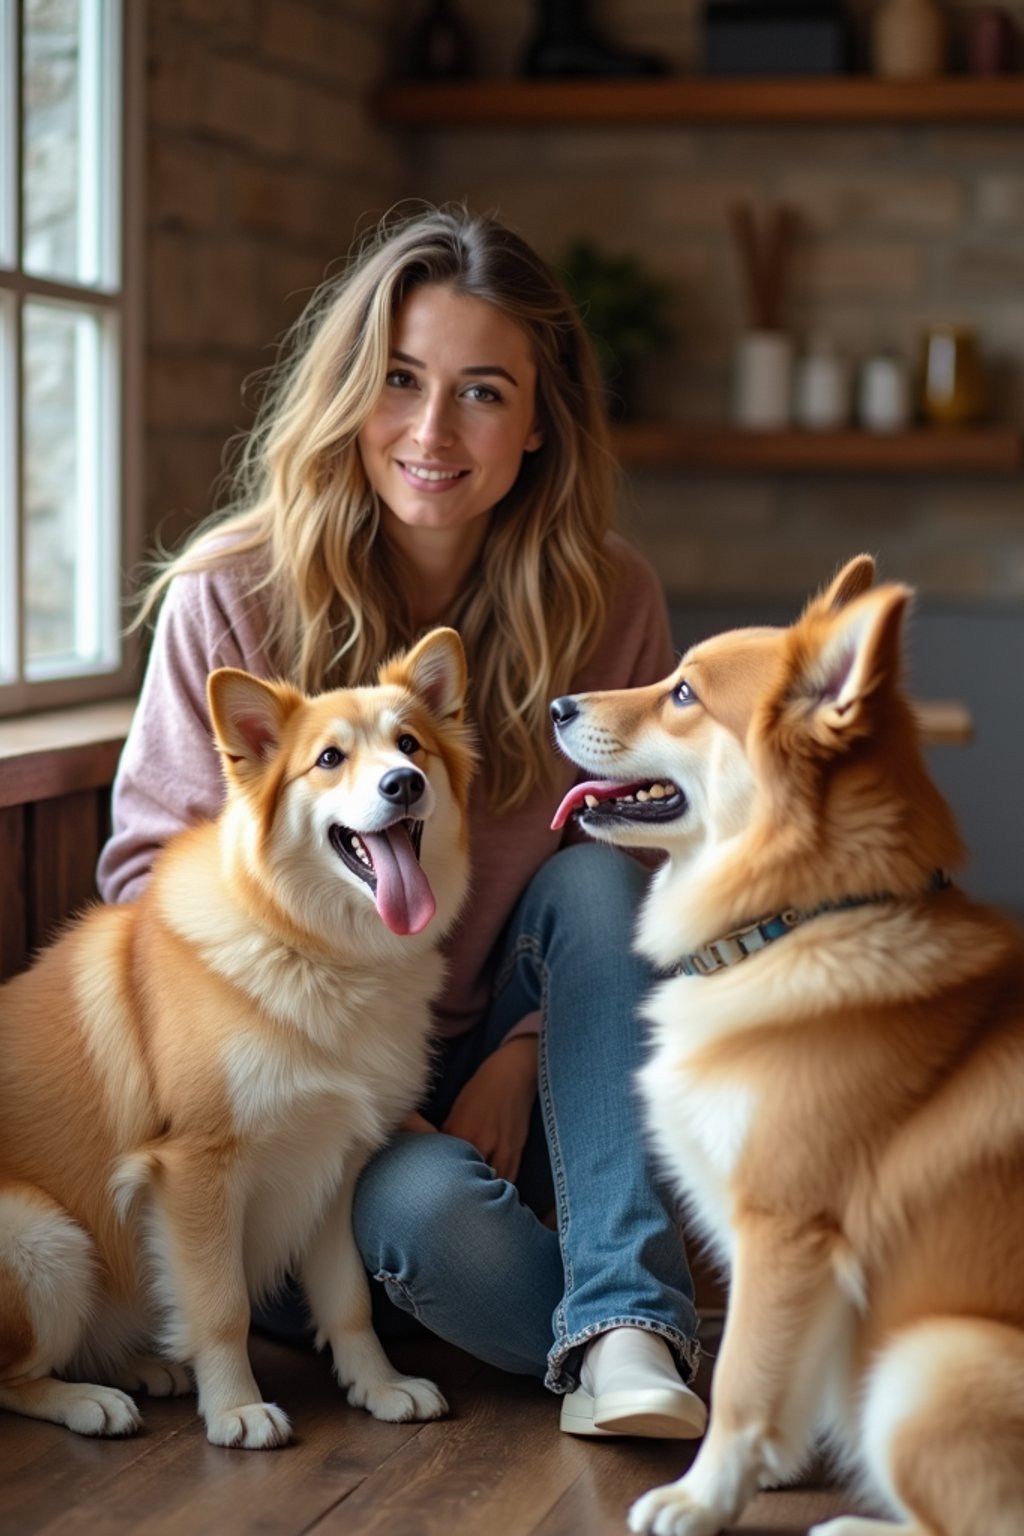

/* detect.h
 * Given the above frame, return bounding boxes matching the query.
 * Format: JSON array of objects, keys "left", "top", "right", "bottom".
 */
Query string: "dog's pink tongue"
[
  {"left": 361, "top": 825, "right": 436, "bottom": 936},
  {"left": 551, "top": 780, "right": 626, "bottom": 831}
]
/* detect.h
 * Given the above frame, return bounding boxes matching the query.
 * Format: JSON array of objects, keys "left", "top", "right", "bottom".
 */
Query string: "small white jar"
[
  {"left": 858, "top": 352, "right": 912, "bottom": 432},
  {"left": 793, "top": 337, "right": 852, "bottom": 431}
]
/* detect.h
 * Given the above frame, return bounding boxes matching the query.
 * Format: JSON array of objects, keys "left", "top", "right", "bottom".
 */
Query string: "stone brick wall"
[
  {"left": 143, "top": 0, "right": 1024, "bottom": 606},
  {"left": 393, "top": 0, "right": 1024, "bottom": 604},
  {"left": 144, "top": 0, "right": 403, "bottom": 551}
]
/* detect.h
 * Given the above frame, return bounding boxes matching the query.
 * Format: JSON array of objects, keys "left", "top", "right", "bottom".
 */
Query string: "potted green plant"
[{"left": 560, "top": 238, "right": 674, "bottom": 418}]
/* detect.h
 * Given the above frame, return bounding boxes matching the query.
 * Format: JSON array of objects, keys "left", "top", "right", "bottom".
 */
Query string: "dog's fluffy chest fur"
[{"left": 639, "top": 976, "right": 756, "bottom": 1267}]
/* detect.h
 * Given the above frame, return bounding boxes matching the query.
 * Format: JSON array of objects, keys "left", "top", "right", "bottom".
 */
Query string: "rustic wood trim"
[
  {"left": 611, "top": 423, "right": 1024, "bottom": 474},
  {"left": 27, "top": 791, "right": 106, "bottom": 951},
  {"left": 374, "top": 76, "right": 1024, "bottom": 129},
  {"left": 0, "top": 698, "right": 134, "bottom": 809},
  {"left": 0, "top": 805, "right": 28, "bottom": 982}
]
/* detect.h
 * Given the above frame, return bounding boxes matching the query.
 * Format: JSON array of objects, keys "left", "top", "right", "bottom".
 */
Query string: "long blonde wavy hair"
[{"left": 140, "top": 206, "right": 617, "bottom": 812}]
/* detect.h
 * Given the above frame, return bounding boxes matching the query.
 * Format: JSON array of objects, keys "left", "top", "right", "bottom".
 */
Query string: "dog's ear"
[
  {"left": 803, "top": 583, "right": 911, "bottom": 741},
  {"left": 814, "top": 554, "right": 876, "bottom": 615},
  {"left": 208, "top": 669, "right": 301, "bottom": 772},
  {"left": 380, "top": 628, "right": 467, "bottom": 721}
]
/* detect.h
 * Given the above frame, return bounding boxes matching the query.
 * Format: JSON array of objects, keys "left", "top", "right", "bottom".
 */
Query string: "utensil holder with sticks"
[{"left": 730, "top": 201, "right": 799, "bottom": 430}]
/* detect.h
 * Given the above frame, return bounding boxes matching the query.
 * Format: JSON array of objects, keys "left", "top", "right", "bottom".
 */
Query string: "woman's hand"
[{"left": 442, "top": 1036, "right": 539, "bottom": 1183}]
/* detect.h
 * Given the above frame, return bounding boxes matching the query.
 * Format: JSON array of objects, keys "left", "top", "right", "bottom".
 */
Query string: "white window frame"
[{"left": 0, "top": 0, "right": 143, "bottom": 717}]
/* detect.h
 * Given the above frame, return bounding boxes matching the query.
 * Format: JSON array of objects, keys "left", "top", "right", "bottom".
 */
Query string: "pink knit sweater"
[{"left": 97, "top": 532, "right": 674, "bottom": 1039}]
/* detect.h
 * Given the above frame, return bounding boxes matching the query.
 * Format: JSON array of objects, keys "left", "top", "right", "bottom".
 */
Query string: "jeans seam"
[
  {"left": 372, "top": 1268, "right": 423, "bottom": 1325},
  {"left": 492, "top": 931, "right": 574, "bottom": 1349},
  {"left": 491, "top": 934, "right": 538, "bottom": 1002},
  {"left": 533, "top": 942, "right": 575, "bottom": 1348}
]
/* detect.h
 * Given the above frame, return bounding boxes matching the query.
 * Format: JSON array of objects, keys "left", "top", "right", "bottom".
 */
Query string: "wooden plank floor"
[{"left": 0, "top": 1332, "right": 862, "bottom": 1535}]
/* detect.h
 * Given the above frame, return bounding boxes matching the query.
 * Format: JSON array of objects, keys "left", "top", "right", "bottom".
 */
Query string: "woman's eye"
[
  {"left": 385, "top": 369, "right": 416, "bottom": 388},
  {"left": 397, "top": 734, "right": 421, "bottom": 755},
  {"left": 674, "top": 680, "right": 697, "bottom": 707},
  {"left": 317, "top": 746, "right": 344, "bottom": 769},
  {"left": 464, "top": 383, "right": 500, "bottom": 404}
]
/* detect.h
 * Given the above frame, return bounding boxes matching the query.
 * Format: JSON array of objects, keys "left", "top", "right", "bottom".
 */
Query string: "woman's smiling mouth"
[{"left": 398, "top": 460, "right": 470, "bottom": 487}]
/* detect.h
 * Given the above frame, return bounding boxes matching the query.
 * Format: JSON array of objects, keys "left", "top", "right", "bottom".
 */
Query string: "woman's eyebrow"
[
  {"left": 462, "top": 365, "right": 519, "bottom": 387},
  {"left": 391, "top": 350, "right": 519, "bottom": 388}
]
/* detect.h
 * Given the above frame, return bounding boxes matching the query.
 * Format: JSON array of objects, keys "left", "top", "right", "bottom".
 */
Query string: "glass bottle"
[{"left": 406, "top": 0, "right": 474, "bottom": 81}]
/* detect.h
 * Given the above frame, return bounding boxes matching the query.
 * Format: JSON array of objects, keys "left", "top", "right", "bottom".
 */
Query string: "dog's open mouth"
[
  {"left": 328, "top": 819, "right": 434, "bottom": 936},
  {"left": 550, "top": 779, "right": 687, "bottom": 832}
]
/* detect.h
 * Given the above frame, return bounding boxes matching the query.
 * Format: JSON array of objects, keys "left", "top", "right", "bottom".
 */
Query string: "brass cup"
[{"left": 919, "top": 324, "right": 986, "bottom": 425}]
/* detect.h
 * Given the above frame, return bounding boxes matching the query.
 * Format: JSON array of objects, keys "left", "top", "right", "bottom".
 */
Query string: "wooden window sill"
[{"left": 0, "top": 698, "right": 136, "bottom": 810}]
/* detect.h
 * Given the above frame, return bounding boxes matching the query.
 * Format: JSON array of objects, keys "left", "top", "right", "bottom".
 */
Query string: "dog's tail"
[{"left": 109, "top": 1146, "right": 164, "bottom": 1224}]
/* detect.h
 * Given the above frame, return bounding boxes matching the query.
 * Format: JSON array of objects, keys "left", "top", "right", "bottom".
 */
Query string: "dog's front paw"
[
  {"left": 205, "top": 1401, "right": 291, "bottom": 1449},
  {"left": 348, "top": 1374, "right": 448, "bottom": 1423},
  {"left": 62, "top": 1384, "right": 143, "bottom": 1438},
  {"left": 629, "top": 1482, "right": 722, "bottom": 1536}
]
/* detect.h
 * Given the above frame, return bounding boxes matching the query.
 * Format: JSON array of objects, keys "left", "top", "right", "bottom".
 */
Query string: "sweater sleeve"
[{"left": 96, "top": 568, "right": 260, "bottom": 904}]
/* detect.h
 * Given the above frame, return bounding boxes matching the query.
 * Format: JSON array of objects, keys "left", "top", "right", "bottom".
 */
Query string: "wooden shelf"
[
  {"left": 375, "top": 76, "right": 1024, "bottom": 128},
  {"left": 610, "top": 423, "right": 1024, "bottom": 473}
]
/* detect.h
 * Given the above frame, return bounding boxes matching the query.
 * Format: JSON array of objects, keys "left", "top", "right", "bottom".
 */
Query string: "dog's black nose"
[
  {"left": 550, "top": 696, "right": 579, "bottom": 725},
  {"left": 379, "top": 767, "right": 425, "bottom": 810}
]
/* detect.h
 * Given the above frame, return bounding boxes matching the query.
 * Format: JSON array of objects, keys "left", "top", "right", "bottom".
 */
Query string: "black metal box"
[{"left": 704, "top": 1, "right": 851, "bottom": 75}]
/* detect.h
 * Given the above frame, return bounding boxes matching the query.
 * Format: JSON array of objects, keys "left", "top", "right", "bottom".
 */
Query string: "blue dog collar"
[{"left": 672, "top": 871, "right": 952, "bottom": 978}]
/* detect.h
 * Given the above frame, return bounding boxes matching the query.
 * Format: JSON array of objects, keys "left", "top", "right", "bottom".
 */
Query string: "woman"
[{"left": 98, "top": 206, "right": 705, "bottom": 1439}]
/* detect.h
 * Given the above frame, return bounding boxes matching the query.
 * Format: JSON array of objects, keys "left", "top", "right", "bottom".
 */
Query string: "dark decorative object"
[
  {"left": 965, "top": 6, "right": 1018, "bottom": 74},
  {"left": 522, "top": 0, "right": 667, "bottom": 78},
  {"left": 561, "top": 239, "right": 673, "bottom": 419},
  {"left": 704, "top": 0, "right": 850, "bottom": 75},
  {"left": 871, "top": 0, "right": 946, "bottom": 78},
  {"left": 405, "top": 0, "right": 474, "bottom": 81}
]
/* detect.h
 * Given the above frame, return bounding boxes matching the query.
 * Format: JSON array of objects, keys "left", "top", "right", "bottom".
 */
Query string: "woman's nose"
[{"left": 412, "top": 392, "right": 455, "bottom": 449}]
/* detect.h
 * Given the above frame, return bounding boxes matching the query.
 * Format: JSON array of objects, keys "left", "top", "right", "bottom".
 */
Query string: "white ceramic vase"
[{"left": 733, "top": 331, "right": 794, "bottom": 430}]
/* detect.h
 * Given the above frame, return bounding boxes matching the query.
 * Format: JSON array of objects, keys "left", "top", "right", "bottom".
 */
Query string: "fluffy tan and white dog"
[
  {"left": 0, "top": 627, "right": 474, "bottom": 1449},
  {"left": 551, "top": 558, "right": 1024, "bottom": 1536}
]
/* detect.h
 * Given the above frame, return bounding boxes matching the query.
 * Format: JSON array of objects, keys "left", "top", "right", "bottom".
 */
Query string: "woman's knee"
[
  {"left": 352, "top": 1131, "right": 501, "bottom": 1277},
  {"left": 527, "top": 842, "right": 649, "bottom": 929}
]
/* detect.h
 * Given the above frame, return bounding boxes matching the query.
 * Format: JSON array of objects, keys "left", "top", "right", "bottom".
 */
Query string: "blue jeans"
[{"left": 256, "top": 844, "right": 699, "bottom": 1393}]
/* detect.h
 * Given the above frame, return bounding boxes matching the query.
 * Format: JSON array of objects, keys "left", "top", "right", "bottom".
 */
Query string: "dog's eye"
[
  {"left": 397, "top": 733, "right": 421, "bottom": 756},
  {"left": 674, "top": 680, "right": 698, "bottom": 707},
  {"left": 316, "top": 746, "right": 345, "bottom": 769}
]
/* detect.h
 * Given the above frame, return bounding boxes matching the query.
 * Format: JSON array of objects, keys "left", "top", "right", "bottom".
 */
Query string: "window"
[{"left": 0, "top": 0, "right": 141, "bottom": 715}]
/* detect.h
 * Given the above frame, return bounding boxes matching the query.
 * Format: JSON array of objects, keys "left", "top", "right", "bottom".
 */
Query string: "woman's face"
[{"left": 357, "top": 283, "right": 544, "bottom": 540}]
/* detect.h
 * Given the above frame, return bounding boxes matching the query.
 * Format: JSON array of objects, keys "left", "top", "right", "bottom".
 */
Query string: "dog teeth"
[
  {"left": 350, "top": 834, "right": 371, "bottom": 866},
  {"left": 582, "top": 783, "right": 675, "bottom": 813}
]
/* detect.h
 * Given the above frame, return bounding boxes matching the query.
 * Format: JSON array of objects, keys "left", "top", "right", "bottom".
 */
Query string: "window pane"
[
  {"left": 22, "top": 0, "right": 113, "bottom": 287},
  {"left": 22, "top": 299, "right": 119, "bottom": 678},
  {"left": 0, "top": 294, "right": 15, "bottom": 684},
  {"left": 1, "top": 0, "right": 16, "bottom": 270}
]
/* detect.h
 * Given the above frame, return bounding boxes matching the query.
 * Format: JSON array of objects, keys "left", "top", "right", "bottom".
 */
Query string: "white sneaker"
[{"left": 559, "top": 1326, "right": 707, "bottom": 1439}]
